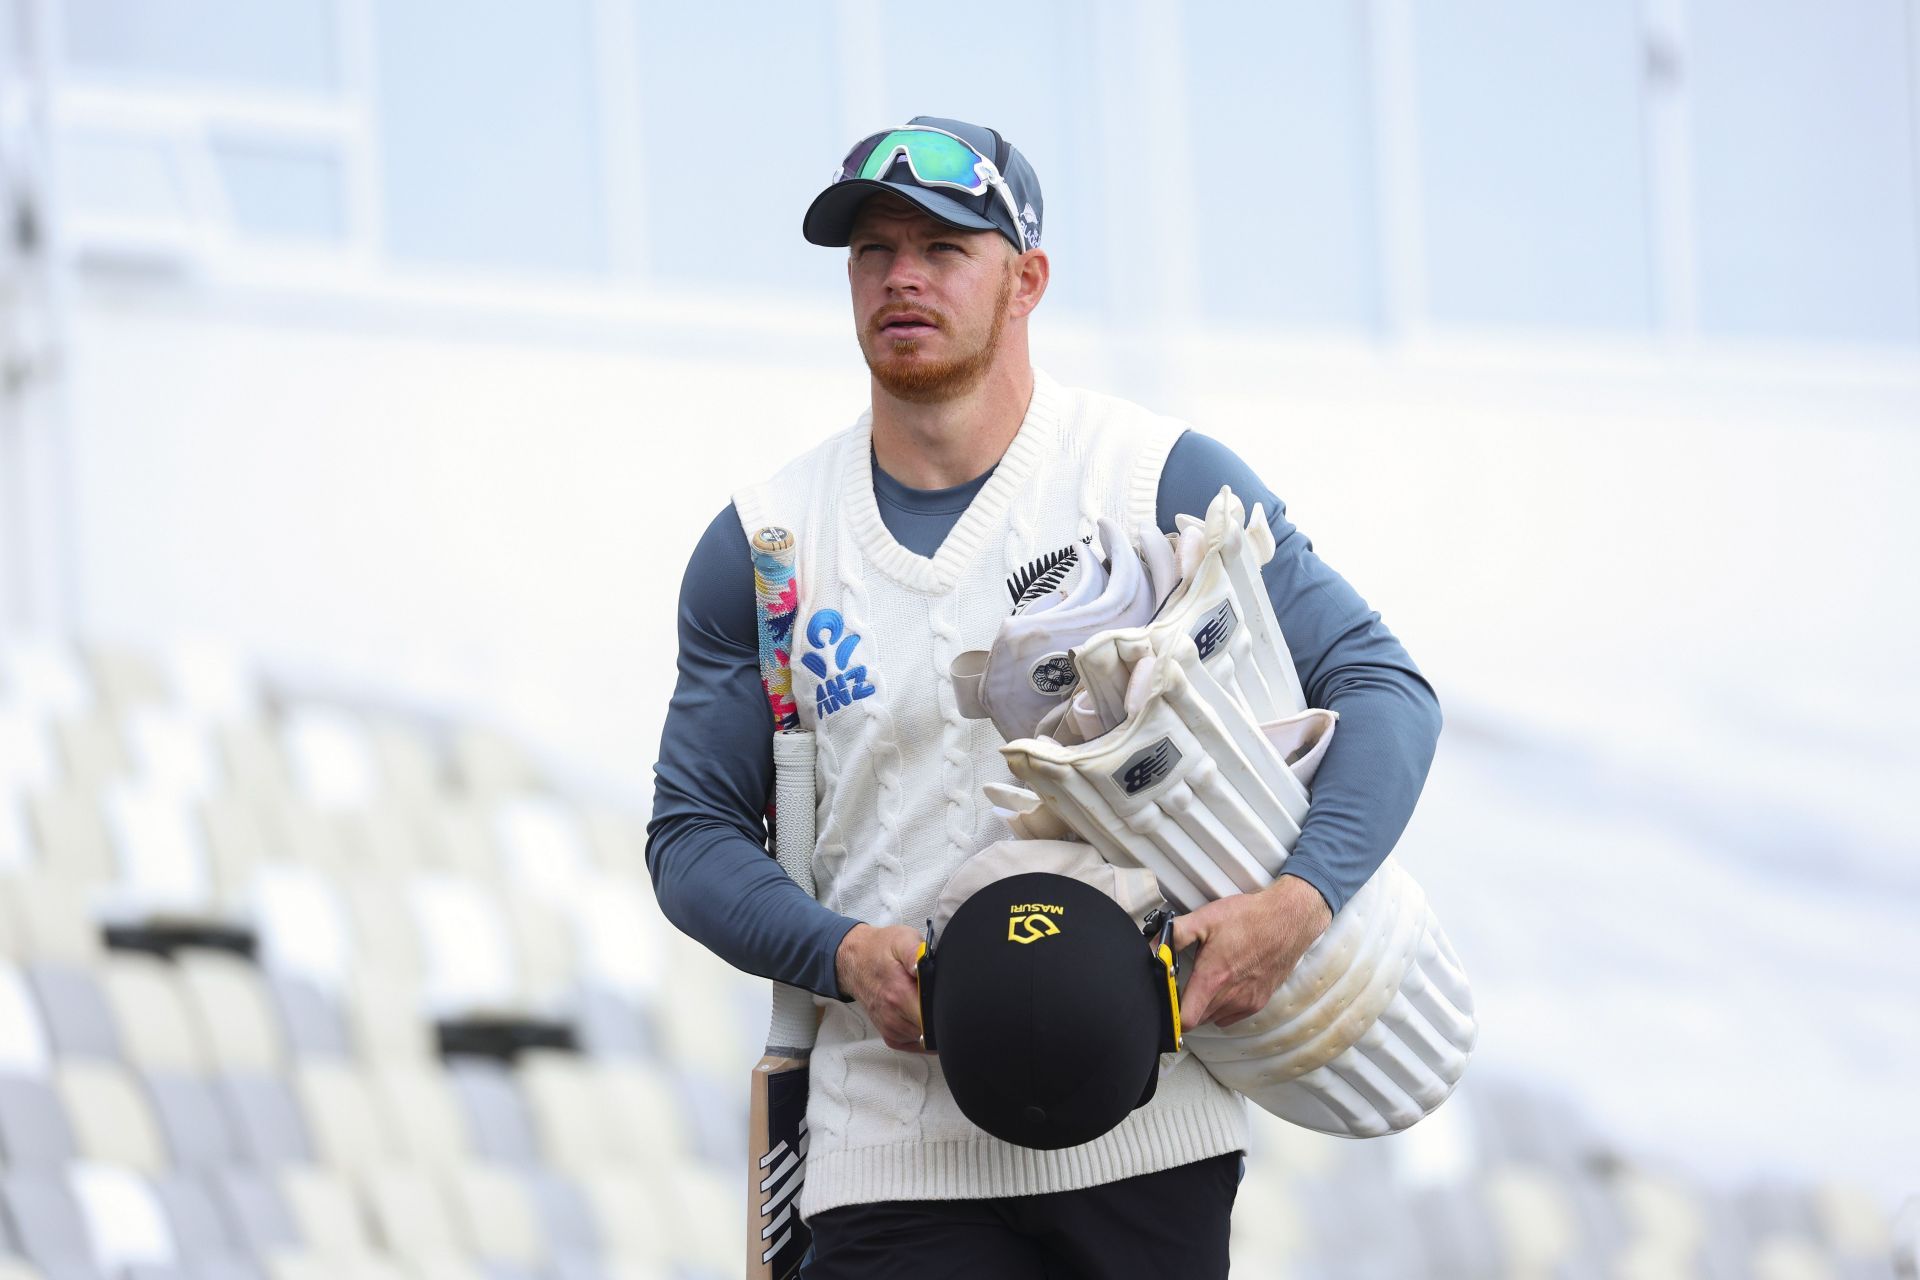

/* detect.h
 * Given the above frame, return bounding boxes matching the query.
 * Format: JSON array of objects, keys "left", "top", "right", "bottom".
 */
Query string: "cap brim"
[{"left": 803, "top": 179, "right": 999, "bottom": 247}]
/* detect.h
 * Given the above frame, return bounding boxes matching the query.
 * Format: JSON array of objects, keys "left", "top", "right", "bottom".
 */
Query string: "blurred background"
[{"left": 1, "top": 0, "right": 1916, "bottom": 1277}]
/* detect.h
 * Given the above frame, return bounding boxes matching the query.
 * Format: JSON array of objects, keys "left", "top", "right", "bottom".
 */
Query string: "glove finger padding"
[{"left": 951, "top": 519, "right": 1171, "bottom": 743}]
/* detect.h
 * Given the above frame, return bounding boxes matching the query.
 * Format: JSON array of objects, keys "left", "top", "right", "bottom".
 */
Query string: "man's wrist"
[{"left": 832, "top": 920, "right": 869, "bottom": 1002}]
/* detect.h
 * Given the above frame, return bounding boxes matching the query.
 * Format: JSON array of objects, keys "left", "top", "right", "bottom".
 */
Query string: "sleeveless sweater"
[{"left": 733, "top": 371, "right": 1250, "bottom": 1219}]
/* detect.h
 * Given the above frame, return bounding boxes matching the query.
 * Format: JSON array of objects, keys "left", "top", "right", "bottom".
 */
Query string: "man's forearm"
[
  {"left": 647, "top": 816, "right": 861, "bottom": 999},
  {"left": 1281, "top": 664, "right": 1442, "bottom": 915}
]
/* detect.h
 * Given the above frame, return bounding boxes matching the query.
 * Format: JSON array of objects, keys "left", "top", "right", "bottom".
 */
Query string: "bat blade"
[{"left": 749, "top": 1053, "right": 812, "bottom": 1279}]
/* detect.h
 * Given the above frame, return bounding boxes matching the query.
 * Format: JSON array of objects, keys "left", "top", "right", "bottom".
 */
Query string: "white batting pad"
[
  {"left": 1182, "top": 857, "right": 1476, "bottom": 1137},
  {"left": 1001, "top": 647, "right": 1328, "bottom": 913}
]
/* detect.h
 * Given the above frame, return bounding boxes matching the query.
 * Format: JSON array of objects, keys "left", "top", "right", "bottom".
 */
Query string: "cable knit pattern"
[{"left": 734, "top": 372, "right": 1220, "bottom": 1219}]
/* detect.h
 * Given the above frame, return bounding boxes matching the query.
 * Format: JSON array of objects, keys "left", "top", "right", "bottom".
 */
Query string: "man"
[{"left": 647, "top": 117, "right": 1442, "bottom": 1277}]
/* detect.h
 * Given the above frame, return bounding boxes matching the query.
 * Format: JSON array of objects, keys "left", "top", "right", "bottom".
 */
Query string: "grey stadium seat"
[
  {"left": 0, "top": 1073, "right": 78, "bottom": 1166},
  {"left": 263, "top": 972, "right": 350, "bottom": 1060},
  {"left": 25, "top": 963, "right": 121, "bottom": 1059},
  {"left": 208, "top": 1170, "right": 301, "bottom": 1259},
  {"left": 447, "top": 1059, "right": 539, "bottom": 1164},
  {"left": 524, "top": 1171, "right": 601, "bottom": 1258},
  {"left": 150, "top": 1174, "right": 237, "bottom": 1264},
  {"left": 0, "top": 1169, "right": 92, "bottom": 1273},
  {"left": 145, "top": 1072, "right": 242, "bottom": 1170}
]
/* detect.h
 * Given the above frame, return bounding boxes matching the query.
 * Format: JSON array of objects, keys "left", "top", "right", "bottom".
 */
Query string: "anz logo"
[
  {"left": 1192, "top": 599, "right": 1238, "bottom": 661},
  {"left": 1113, "top": 737, "right": 1181, "bottom": 796},
  {"left": 800, "top": 608, "right": 877, "bottom": 718}
]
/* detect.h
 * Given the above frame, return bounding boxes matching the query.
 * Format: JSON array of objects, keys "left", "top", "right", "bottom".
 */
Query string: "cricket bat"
[{"left": 748, "top": 525, "right": 818, "bottom": 1280}]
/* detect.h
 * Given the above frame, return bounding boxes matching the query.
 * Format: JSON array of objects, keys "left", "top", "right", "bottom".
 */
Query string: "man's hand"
[
  {"left": 1170, "top": 875, "right": 1333, "bottom": 1031},
  {"left": 835, "top": 922, "right": 932, "bottom": 1053}
]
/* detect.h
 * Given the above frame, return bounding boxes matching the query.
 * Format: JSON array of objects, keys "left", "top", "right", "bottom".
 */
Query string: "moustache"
[{"left": 870, "top": 307, "right": 946, "bottom": 336}]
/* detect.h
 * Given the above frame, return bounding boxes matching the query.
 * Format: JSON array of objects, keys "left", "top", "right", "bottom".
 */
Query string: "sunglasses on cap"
[
  {"left": 834, "top": 125, "right": 1026, "bottom": 245},
  {"left": 915, "top": 909, "right": 1183, "bottom": 1055}
]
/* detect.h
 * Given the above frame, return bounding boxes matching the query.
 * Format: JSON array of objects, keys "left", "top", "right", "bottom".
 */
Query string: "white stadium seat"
[
  {"left": 102, "top": 953, "right": 205, "bottom": 1072},
  {"left": 0, "top": 962, "right": 53, "bottom": 1072},
  {"left": 57, "top": 1061, "right": 168, "bottom": 1172},
  {"left": 176, "top": 949, "right": 286, "bottom": 1071},
  {"left": 294, "top": 1062, "right": 401, "bottom": 1173},
  {"left": 67, "top": 1162, "right": 178, "bottom": 1271}
]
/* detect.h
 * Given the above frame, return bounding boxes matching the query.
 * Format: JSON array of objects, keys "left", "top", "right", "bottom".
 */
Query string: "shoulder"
[
  {"left": 1156, "top": 430, "right": 1286, "bottom": 532},
  {"left": 678, "top": 503, "right": 756, "bottom": 648}
]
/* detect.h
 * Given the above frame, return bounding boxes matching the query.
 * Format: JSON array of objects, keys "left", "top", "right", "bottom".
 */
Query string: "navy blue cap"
[{"left": 804, "top": 116, "right": 1043, "bottom": 254}]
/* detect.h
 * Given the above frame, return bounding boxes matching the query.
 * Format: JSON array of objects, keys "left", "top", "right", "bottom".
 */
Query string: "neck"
[{"left": 869, "top": 354, "right": 1036, "bottom": 490}]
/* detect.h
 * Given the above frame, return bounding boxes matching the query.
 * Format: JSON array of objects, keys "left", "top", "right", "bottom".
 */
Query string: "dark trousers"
[{"left": 800, "top": 1151, "right": 1242, "bottom": 1279}]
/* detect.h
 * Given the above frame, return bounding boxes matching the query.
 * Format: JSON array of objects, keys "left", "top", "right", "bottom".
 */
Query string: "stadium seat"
[
  {"left": 208, "top": 1170, "right": 301, "bottom": 1259},
  {"left": 176, "top": 950, "right": 285, "bottom": 1071},
  {"left": 0, "top": 708, "right": 60, "bottom": 796},
  {"left": 25, "top": 962, "right": 121, "bottom": 1060},
  {"left": 333, "top": 807, "right": 424, "bottom": 872},
  {"left": 281, "top": 709, "right": 380, "bottom": 813},
  {"left": 217, "top": 1073, "right": 314, "bottom": 1165},
  {"left": 0, "top": 1074, "right": 78, "bottom": 1166},
  {"left": 2, "top": 875, "right": 104, "bottom": 966},
  {"left": 370, "top": 1067, "right": 472, "bottom": 1170},
  {"left": 1484, "top": 1162, "right": 1582, "bottom": 1273},
  {"left": 444, "top": 1060, "right": 539, "bottom": 1165},
  {"left": 23, "top": 791, "right": 116, "bottom": 885},
  {"left": 56, "top": 1061, "right": 168, "bottom": 1172},
  {"left": 516, "top": 1053, "right": 615, "bottom": 1174},
  {"left": 1750, "top": 1233, "right": 1841, "bottom": 1280},
  {"left": 0, "top": 963, "right": 52, "bottom": 1071},
  {"left": 502, "top": 893, "right": 573, "bottom": 1008},
  {"left": 442, "top": 1164, "right": 543, "bottom": 1267},
  {"left": 522, "top": 1171, "right": 600, "bottom": 1259},
  {"left": 149, "top": 1172, "right": 237, "bottom": 1264},
  {"left": 51, "top": 715, "right": 130, "bottom": 790},
  {"left": 277, "top": 1166, "right": 375, "bottom": 1257},
  {"left": 1812, "top": 1183, "right": 1892, "bottom": 1260},
  {"left": 345, "top": 970, "right": 435, "bottom": 1065},
  {"left": 250, "top": 864, "right": 352, "bottom": 994},
  {"left": 102, "top": 785, "right": 214, "bottom": 910},
  {"left": 145, "top": 1071, "right": 241, "bottom": 1170},
  {"left": 595, "top": 1063, "right": 693, "bottom": 1167},
  {"left": 120, "top": 708, "right": 219, "bottom": 800},
  {"left": 102, "top": 954, "right": 204, "bottom": 1072},
  {"left": 577, "top": 1171, "right": 669, "bottom": 1271},
  {"left": 408, "top": 876, "right": 516, "bottom": 1015},
  {"left": 359, "top": 1168, "right": 464, "bottom": 1266},
  {"left": 411, "top": 801, "right": 502, "bottom": 885},
  {"left": 492, "top": 798, "right": 591, "bottom": 906},
  {"left": 294, "top": 1063, "right": 400, "bottom": 1173},
  {"left": 214, "top": 724, "right": 293, "bottom": 802},
  {"left": 0, "top": 1169, "right": 93, "bottom": 1272},
  {"left": 453, "top": 728, "right": 539, "bottom": 798},
  {"left": 82, "top": 644, "right": 171, "bottom": 714},
  {"left": 340, "top": 876, "right": 423, "bottom": 988},
  {"left": 366, "top": 721, "right": 440, "bottom": 806},
  {"left": 199, "top": 795, "right": 274, "bottom": 900},
  {"left": 264, "top": 971, "right": 352, "bottom": 1060},
  {"left": 68, "top": 1163, "right": 177, "bottom": 1272}
]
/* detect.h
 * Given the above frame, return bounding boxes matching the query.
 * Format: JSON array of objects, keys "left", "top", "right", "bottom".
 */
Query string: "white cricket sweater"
[{"left": 733, "top": 370, "right": 1250, "bottom": 1220}]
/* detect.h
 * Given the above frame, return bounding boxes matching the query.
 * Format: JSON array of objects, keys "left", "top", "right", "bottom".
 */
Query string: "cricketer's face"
[{"left": 847, "top": 196, "right": 1020, "bottom": 404}]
